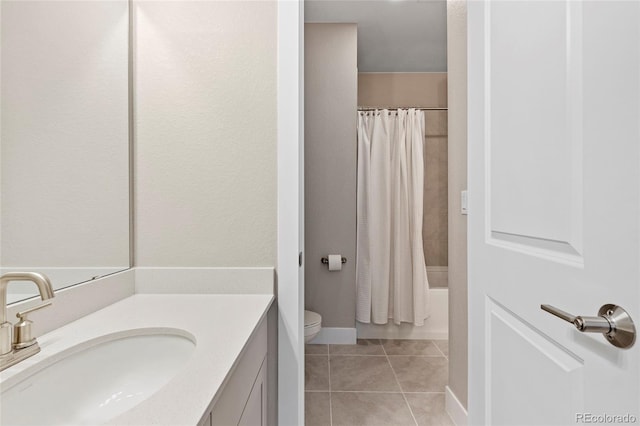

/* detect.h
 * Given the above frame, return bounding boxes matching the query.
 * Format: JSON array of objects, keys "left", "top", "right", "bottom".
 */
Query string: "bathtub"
[
  {"left": 310, "top": 287, "right": 449, "bottom": 344},
  {"left": 356, "top": 288, "right": 449, "bottom": 340}
]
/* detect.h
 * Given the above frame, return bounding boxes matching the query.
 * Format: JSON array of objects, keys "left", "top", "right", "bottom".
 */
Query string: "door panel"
[
  {"left": 489, "top": 1, "right": 583, "bottom": 250},
  {"left": 487, "top": 298, "right": 584, "bottom": 426},
  {"left": 469, "top": 1, "right": 640, "bottom": 424}
]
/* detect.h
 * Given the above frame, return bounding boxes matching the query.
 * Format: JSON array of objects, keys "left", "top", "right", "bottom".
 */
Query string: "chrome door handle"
[
  {"left": 541, "top": 304, "right": 636, "bottom": 349},
  {"left": 541, "top": 305, "right": 612, "bottom": 333}
]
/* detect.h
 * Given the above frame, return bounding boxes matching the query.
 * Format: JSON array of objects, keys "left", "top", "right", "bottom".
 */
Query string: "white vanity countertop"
[{"left": 0, "top": 293, "right": 275, "bottom": 426}]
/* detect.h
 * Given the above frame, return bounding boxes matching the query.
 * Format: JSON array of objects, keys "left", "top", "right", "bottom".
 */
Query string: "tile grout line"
[
  {"left": 428, "top": 341, "right": 455, "bottom": 426},
  {"left": 304, "top": 390, "right": 446, "bottom": 394},
  {"left": 432, "top": 341, "right": 448, "bottom": 360},
  {"left": 327, "top": 345, "right": 333, "bottom": 426},
  {"left": 324, "top": 354, "right": 446, "bottom": 358},
  {"left": 381, "top": 343, "right": 419, "bottom": 426},
  {"left": 327, "top": 390, "right": 446, "bottom": 394}
]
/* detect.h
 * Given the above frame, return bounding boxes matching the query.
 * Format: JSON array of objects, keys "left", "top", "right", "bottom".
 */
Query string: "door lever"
[
  {"left": 541, "top": 304, "right": 611, "bottom": 333},
  {"left": 541, "top": 304, "right": 636, "bottom": 349}
]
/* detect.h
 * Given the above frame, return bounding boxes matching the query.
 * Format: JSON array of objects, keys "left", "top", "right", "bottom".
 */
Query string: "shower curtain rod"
[{"left": 357, "top": 106, "right": 448, "bottom": 111}]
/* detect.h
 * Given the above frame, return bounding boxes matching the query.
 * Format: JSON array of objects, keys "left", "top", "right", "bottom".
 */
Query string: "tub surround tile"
[
  {"left": 331, "top": 392, "right": 415, "bottom": 426},
  {"left": 305, "top": 355, "right": 330, "bottom": 391},
  {"left": 427, "top": 268, "right": 449, "bottom": 288},
  {"left": 389, "top": 356, "right": 448, "bottom": 392},
  {"left": 423, "top": 115, "right": 449, "bottom": 268},
  {"left": 382, "top": 339, "right": 443, "bottom": 356},
  {"left": 305, "top": 392, "right": 331, "bottom": 426},
  {"left": 330, "top": 339, "right": 384, "bottom": 355},
  {"left": 330, "top": 355, "right": 400, "bottom": 392},
  {"left": 424, "top": 236, "right": 448, "bottom": 267},
  {"left": 425, "top": 110, "right": 449, "bottom": 137}
]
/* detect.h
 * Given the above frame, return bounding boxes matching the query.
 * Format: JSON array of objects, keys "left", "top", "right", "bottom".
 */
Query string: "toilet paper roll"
[{"left": 328, "top": 254, "right": 342, "bottom": 271}]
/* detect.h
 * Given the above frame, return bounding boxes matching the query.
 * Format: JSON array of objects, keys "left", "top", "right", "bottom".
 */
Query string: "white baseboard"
[
  {"left": 308, "top": 327, "right": 357, "bottom": 344},
  {"left": 356, "top": 323, "right": 448, "bottom": 340},
  {"left": 445, "top": 386, "right": 468, "bottom": 426}
]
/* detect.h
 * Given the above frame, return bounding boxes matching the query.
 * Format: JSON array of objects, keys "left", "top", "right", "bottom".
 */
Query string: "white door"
[
  {"left": 468, "top": 1, "right": 640, "bottom": 425},
  {"left": 277, "top": 0, "right": 305, "bottom": 424}
]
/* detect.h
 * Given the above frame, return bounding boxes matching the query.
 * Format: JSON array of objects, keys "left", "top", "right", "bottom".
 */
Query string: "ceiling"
[{"left": 305, "top": 0, "right": 447, "bottom": 73}]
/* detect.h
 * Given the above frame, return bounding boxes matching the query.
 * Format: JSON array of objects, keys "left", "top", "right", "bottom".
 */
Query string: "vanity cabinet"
[
  {"left": 199, "top": 317, "right": 268, "bottom": 426},
  {"left": 238, "top": 359, "right": 267, "bottom": 426}
]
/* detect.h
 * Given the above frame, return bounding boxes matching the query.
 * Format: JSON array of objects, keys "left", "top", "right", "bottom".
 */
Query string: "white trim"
[
  {"left": 308, "top": 327, "right": 357, "bottom": 345},
  {"left": 356, "top": 288, "right": 448, "bottom": 340},
  {"left": 277, "top": 1, "right": 304, "bottom": 425},
  {"left": 446, "top": 386, "right": 468, "bottom": 426},
  {"left": 357, "top": 325, "right": 447, "bottom": 340},
  {"left": 426, "top": 266, "right": 449, "bottom": 273},
  {"left": 134, "top": 267, "right": 274, "bottom": 295},
  {"left": 357, "top": 72, "right": 448, "bottom": 75}
]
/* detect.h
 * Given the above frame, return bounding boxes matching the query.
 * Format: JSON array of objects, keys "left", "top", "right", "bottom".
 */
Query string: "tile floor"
[{"left": 305, "top": 339, "right": 453, "bottom": 426}]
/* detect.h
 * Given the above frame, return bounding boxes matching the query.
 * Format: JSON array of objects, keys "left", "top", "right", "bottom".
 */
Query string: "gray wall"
[
  {"left": 304, "top": 24, "right": 358, "bottom": 328},
  {"left": 447, "top": 0, "right": 469, "bottom": 409}
]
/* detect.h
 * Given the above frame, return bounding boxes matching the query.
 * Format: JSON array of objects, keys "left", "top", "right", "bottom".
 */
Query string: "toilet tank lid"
[{"left": 304, "top": 310, "right": 322, "bottom": 327}]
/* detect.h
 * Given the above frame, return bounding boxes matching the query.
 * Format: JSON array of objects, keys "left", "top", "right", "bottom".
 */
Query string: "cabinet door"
[
  {"left": 197, "top": 413, "right": 211, "bottom": 426},
  {"left": 238, "top": 358, "right": 267, "bottom": 426}
]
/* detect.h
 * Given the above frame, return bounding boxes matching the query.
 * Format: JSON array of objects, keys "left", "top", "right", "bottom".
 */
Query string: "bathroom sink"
[{"left": 0, "top": 328, "right": 195, "bottom": 426}]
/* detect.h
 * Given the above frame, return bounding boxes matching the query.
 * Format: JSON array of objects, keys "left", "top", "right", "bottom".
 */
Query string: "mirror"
[{"left": 1, "top": 0, "right": 131, "bottom": 304}]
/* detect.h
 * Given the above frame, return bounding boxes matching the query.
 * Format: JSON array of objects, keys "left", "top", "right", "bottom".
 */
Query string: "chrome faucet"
[{"left": 0, "top": 272, "right": 54, "bottom": 371}]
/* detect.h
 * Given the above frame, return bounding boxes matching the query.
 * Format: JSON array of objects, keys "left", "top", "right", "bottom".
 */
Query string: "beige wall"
[
  {"left": 359, "top": 73, "right": 449, "bottom": 273},
  {"left": 447, "top": 0, "right": 469, "bottom": 409},
  {"left": 358, "top": 73, "right": 447, "bottom": 108},
  {"left": 134, "top": 1, "right": 277, "bottom": 267},
  {"left": 304, "top": 24, "right": 358, "bottom": 328}
]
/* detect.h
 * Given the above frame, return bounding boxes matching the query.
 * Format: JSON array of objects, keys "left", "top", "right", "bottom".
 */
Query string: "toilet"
[{"left": 304, "top": 310, "right": 322, "bottom": 343}]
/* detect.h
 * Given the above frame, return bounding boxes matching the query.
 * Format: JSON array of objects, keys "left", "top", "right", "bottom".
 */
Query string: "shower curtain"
[{"left": 356, "top": 109, "right": 430, "bottom": 326}]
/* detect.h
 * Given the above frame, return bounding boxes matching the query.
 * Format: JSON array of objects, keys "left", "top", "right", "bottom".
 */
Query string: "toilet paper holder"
[{"left": 321, "top": 257, "right": 347, "bottom": 265}]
